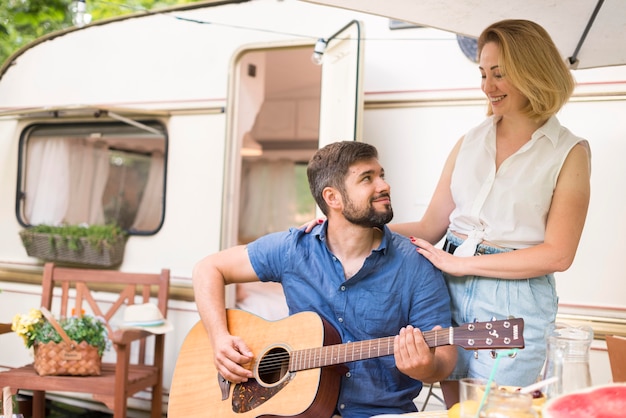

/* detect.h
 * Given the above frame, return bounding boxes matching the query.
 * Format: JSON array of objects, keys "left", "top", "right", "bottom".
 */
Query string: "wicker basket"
[
  {"left": 33, "top": 308, "right": 102, "bottom": 376},
  {"left": 19, "top": 230, "right": 125, "bottom": 267}
]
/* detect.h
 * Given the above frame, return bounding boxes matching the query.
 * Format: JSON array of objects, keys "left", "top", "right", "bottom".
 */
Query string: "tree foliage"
[{"left": 0, "top": 0, "right": 197, "bottom": 66}]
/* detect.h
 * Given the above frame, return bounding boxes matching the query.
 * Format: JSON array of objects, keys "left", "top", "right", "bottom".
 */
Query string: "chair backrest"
[
  {"left": 40, "top": 262, "right": 170, "bottom": 365},
  {"left": 606, "top": 335, "right": 626, "bottom": 383}
]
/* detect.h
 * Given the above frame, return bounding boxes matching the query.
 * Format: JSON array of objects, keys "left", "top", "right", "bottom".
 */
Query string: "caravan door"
[
  {"left": 226, "top": 20, "right": 365, "bottom": 315},
  {"left": 318, "top": 20, "right": 364, "bottom": 147}
]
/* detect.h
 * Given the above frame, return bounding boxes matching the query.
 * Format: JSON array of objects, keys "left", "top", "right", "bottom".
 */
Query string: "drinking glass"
[
  {"left": 459, "top": 378, "right": 497, "bottom": 418},
  {"left": 479, "top": 390, "right": 538, "bottom": 418}
]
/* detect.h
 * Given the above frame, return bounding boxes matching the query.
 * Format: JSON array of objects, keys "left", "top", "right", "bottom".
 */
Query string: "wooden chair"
[
  {"left": 0, "top": 262, "right": 170, "bottom": 418},
  {"left": 606, "top": 335, "right": 626, "bottom": 383}
]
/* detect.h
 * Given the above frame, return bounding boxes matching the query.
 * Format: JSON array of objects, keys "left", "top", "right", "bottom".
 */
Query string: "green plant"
[
  {"left": 24, "top": 223, "right": 126, "bottom": 252},
  {"left": 12, "top": 308, "right": 110, "bottom": 356}
]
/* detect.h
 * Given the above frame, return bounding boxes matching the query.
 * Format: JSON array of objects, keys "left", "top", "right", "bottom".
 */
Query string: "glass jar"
[
  {"left": 542, "top": 322, "right": 593, "bottom": 399},
  {"left": 479, "top": 390, "right": 538, "bottom": 418}
]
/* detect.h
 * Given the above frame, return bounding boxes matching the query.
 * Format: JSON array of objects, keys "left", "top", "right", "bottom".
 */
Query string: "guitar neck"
[{"left": 289, "top": 328, "right": 451, "bottom": 372}]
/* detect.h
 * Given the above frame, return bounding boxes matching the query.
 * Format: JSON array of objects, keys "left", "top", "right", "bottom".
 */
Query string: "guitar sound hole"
[{"left": 257, "top": 346, "right": 290, "bottom": 386}]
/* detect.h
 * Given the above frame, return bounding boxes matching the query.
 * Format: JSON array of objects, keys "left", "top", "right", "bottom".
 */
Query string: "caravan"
[{"left": 0, "top": 0, "right": 625, "bottom": 414}]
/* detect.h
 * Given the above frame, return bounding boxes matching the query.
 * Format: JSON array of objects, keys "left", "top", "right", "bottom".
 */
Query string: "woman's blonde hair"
[{"left": 478, "top": 19, "right": 575, "bottom": 122}]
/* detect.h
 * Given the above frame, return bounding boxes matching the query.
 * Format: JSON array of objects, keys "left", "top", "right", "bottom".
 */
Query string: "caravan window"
[{"left": 16, "top": 121, "right": 167, "bottom": 235}]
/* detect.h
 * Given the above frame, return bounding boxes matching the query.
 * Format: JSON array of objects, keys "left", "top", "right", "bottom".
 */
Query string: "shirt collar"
[
  {"left": 534, "top": 115, "right": 561, "bottom": 147},
  {"left": 315, "top": 221, "right": 390, "bottom": 255},
  {"left": 490, "top": 115, "right": 561, "bottom": 148},
  {"left": 377, "top": 226, "right": 391, "bottom": 255},
  {"left": 314, "top": 221, "right": 327, "bottom": 242}
]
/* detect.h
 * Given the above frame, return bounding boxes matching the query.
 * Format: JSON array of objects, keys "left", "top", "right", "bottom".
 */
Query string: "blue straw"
[{"left": 474, "top": 348, "right": 519, "bottom": 418}]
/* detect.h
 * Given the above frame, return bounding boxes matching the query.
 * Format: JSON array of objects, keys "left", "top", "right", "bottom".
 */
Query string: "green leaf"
[{"left": 32, "top": 313, "right": 111, "bottom": 356}]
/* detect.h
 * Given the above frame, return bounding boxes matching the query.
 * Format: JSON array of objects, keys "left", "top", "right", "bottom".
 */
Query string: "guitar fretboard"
[{"left": 289, "top": 327, "right": 452, "bottom": 372}]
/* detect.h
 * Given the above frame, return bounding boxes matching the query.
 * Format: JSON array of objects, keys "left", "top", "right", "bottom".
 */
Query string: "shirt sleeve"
[
  {"left": 246, "top": 229, "right": 293, "bottom": 283},
  {"left": 409, "top": 258, "right": 453, "bottom": 331}
]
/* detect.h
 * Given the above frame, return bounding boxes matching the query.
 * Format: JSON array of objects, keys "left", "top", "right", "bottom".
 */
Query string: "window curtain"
[
  {"left": 238, "top": 159, "right": 296, "bottom": 243},
  {"left": 131, "top": 151, "right": 164, "bottom": 231},
  {"left": 24, "top": 137, "right": 71, "bottom": 225},
  {"left": 25, "top": 137, "right": 109, "bottom": 226},
  {"left": 64, "top": 139, "right": 109, "bottom": 225}
]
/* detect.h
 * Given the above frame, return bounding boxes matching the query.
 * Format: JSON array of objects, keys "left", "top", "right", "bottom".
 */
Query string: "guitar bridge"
[{"left": 218, "top": 373, "right": 230, "bottom": 400}]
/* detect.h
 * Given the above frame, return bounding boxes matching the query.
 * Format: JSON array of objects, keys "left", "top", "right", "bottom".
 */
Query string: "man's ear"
[{"left": 322, "top": 187, "right": 343, "bottom": 210}]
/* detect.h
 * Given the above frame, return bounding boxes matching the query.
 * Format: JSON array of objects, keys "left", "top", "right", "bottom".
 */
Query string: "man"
[{"left": 192, "top": 141, "right": 456, "bottom": 417}]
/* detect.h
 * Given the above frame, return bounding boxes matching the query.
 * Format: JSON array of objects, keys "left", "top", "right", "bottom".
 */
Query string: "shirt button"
[
  {"left": 340, "top": 285, "right": 346, "bottom": 291},
  {"left": 345, "top": 371, "right": 351, "bottom": 378},
  {"left": 338, "top": 317, "right": 344, "bottom": 323},
  {"left": 340, "top": 404, "right": 346, "bottom": 410}
]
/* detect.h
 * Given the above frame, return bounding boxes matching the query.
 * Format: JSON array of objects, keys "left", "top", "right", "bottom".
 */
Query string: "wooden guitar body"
[{"left": 169, "top": 310, "right": 342, "bottom": 418}]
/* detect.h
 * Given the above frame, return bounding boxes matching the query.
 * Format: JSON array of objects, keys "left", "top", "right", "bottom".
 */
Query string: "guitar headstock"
[{"left": 454, "top": 318, "right": 524, "bottom": 350}]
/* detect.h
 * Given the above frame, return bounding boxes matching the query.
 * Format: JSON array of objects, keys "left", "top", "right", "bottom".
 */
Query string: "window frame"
[{"left": 15, "top": 120, "right": 168, "bottom": 236}]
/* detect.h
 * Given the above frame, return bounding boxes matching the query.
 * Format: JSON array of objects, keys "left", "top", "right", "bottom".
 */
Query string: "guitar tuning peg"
[
  {"left": 489, "top": 350, "right": 497, "bottom": 359},
  {"left": 474, "top": 351, "right": 479, "bottom": 359},
  {"left": 467, "top": 318, "right": 478, "bottom": 331},
  {"left": 491, "top": 316, "right": 497, "bottom": 321},
  {"left": 508, "top": 350, "right": 517, "bottom": 358}
]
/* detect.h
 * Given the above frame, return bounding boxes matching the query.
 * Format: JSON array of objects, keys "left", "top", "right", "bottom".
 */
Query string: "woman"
[
  {"left": 305, "top": 19, "right": 591, "bottom": 406},
  {"left": 393, "top": 19, "right": 591, "bottom": 404}
]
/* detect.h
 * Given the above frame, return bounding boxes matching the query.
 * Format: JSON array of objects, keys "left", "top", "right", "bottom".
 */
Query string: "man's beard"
[{"left": 342, "top": 193, "right": 393, "bottom": 228}]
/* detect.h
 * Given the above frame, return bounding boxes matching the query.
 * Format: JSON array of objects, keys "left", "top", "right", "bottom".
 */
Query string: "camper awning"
[
  {"left": 301, "top": 0, "right": 626, "bottom": 69},
  {"left": 0, "top": 105, "right": 170, "bottom": 135}
]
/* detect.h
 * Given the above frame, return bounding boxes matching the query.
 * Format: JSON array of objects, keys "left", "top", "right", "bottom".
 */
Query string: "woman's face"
[{"left": 479, "top": 42, "right": 529, "bottom": 117}]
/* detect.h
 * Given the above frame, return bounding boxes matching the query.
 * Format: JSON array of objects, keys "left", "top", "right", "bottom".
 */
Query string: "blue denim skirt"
[{"left": 443, "top": 232, "right": 558, "bottom": 386}]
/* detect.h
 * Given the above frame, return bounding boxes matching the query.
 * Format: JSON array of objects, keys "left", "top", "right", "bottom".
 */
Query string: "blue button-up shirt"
[{"left": 248, "top": 222, "right": 451, "bottom": 417}]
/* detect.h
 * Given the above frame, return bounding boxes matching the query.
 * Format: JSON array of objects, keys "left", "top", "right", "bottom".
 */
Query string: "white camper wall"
[
  {"left": 0, "top": 119, "right": 23, "bottom": 263},
  {"left": 366, "top": 104, "right": 485, "bottom": 224},
  {"left": 553, "top": 81, "right": 626, "bottom": 310}
]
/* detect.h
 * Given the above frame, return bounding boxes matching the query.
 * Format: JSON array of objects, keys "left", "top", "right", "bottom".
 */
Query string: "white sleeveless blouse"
[{"left": 449, "top": 115, "right": 588, "bottom": 251}]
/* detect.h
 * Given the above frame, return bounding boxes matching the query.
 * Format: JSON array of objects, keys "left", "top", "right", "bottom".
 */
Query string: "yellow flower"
[{"left": 12, "top": 308, "right": 44, "bottom": 347}]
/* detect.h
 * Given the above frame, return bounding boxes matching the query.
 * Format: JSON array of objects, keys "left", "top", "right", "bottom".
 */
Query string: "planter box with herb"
[{"left": 19, "top": 224, "right": 127, "bottom": 267}]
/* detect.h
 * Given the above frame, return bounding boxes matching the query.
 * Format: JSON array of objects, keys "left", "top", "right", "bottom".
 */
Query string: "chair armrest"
[
  {"left": 0, "top": 323, "right": 12, "bottom": 335},
  {"left": 110, "top": 328, "right": 153, "bottom": 345}
]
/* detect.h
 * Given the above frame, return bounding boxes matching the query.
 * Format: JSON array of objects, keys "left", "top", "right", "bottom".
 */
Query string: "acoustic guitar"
[{"left": 168, "top": 309, "right": 524, "bottom": 418}]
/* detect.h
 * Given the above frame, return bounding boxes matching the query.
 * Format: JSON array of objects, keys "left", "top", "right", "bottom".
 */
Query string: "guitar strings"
[
  {"left": 252, "top": 336, "right": 495, "bottom": 374},
  {"left": 249, "top": 321, "right": 518, "bottom": 374}
]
